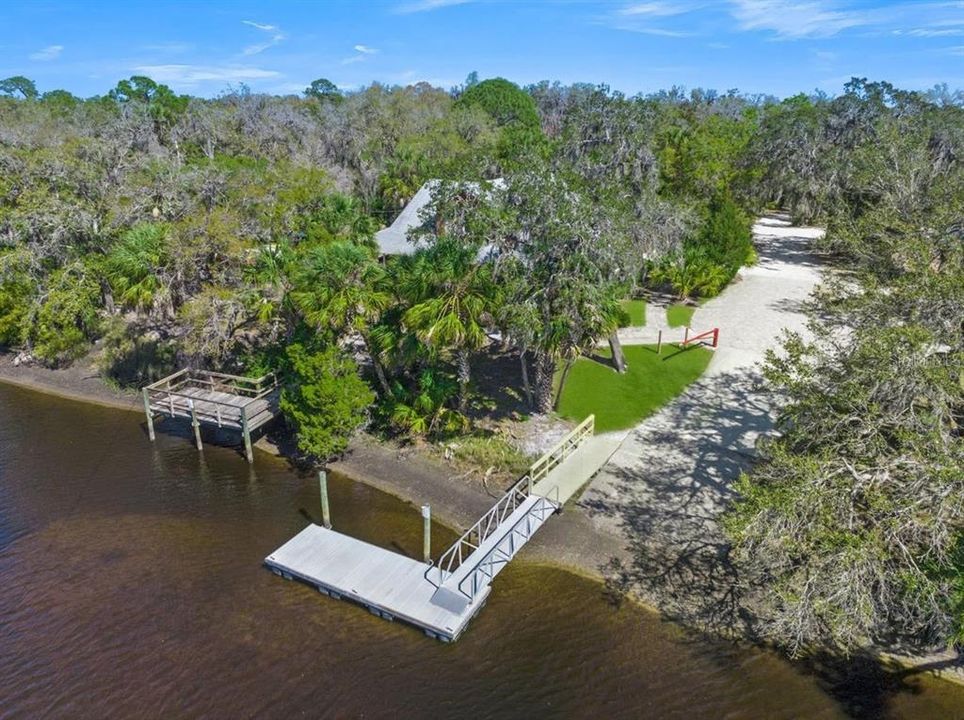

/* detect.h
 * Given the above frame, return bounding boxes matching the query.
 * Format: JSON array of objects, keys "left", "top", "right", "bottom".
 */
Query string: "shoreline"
[{"left": 2, "top": 356, "right": 961, "bottom": 688}]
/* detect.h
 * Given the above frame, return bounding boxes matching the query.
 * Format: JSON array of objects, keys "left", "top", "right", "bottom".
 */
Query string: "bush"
[
  {"left": 29, "top": 265, "right": 101, "bottom": 366},
  {"left": 280, "top": 343, "right": 375, "bottom": 461},
  {"left": 98, "top": 318, "right": 177, "bottom": 387},
  {"left": 700, "top": 191, "right": 754, "bottom": 274}
]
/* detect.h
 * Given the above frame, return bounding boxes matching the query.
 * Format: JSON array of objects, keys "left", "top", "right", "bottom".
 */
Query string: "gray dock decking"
[{"left": 265, "top": 524, "right": 490, "bottom": 641}]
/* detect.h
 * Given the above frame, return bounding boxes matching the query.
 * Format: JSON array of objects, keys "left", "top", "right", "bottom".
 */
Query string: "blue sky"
[{"left": 1, "top": 1, "right": 962, "bottom": 98}]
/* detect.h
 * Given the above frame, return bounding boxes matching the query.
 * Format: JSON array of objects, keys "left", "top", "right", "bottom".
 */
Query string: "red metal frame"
[{"left": 680, "top": 327, "right": 719, "bottom": 348}]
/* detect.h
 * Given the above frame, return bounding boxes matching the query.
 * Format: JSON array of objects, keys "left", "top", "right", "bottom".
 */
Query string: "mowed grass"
[
  {"left": 556, "top": 344, "right": 712, "bottom": 433},
  {"left": 666, "top": 303, "right": 695, "bottom": 328},
  {"left": 619, "top": 298, "right": 646, "bottom": 327}
]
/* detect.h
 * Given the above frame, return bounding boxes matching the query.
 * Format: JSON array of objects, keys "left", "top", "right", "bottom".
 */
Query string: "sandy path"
[{"left": 576, "top": 214, "right": 824, "bottom": 626}]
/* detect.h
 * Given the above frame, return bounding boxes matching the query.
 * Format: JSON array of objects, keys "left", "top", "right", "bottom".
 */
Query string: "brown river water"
[{"left": 1, "top": 382, "right": 962, "bottom": 719}]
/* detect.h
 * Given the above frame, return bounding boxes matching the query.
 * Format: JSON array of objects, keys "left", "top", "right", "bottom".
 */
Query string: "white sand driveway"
[{"left": 576, "top": 214, "right": 825, "bottom": 622}]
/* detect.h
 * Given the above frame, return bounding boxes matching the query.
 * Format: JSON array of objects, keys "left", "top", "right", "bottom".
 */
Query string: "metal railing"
[
  {"left": 455, "top": 486, "right": 559, "bottom": 601},
  {"left": 425, "top": 414, "right": 595, "bottom": 591},
  {"left": 427, "top": 474, "right": 534, "bottom": 587},
  {"left": 528, "top": 414, "right": 595, "bottom": 487}
]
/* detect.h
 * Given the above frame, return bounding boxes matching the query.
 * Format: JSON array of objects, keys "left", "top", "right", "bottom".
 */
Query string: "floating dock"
[
  {"left": 266, "top": 416, "right": 605, "bottom": 641},
  {"left": 266, "top": 525, "right": 491, "bottom": 641}
]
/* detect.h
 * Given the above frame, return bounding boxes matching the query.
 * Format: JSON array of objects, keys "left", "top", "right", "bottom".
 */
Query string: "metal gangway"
[{"left": 425, "top": 415, "right": 595, "bottom": 613}]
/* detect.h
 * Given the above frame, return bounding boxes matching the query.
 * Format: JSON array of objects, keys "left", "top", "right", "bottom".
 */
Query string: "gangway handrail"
[
  {"left": 426, "top": 475, "right": 532, "bottom": 587},
  {"left": 424, "top": 414, "right": 594, "bottom": 589},
  {"left": 456, "top": 486, "right": 559, "bottom": 601}
]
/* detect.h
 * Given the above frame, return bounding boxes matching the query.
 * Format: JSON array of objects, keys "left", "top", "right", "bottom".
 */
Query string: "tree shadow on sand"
[{"left": 579, "top": 368, "right": 778, "bottom": 639}]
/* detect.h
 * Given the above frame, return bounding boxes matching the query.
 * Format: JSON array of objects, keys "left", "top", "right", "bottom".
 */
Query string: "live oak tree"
[{"left": 725, "top": 88, "right": 964, "bottom": 655}]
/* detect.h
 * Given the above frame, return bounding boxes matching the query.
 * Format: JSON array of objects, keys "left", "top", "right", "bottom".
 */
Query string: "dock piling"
[
  {"left": 142, "top": 388, "right": 156, "bottom": 441},
  {"left": 319, "top": 470, "right": 332, "bottom": 528},
  {"left": 188, "top": 399, "right": 202, "bottom": 451},
  {"left": 422, "top": 505, "right": 431, "bottom": 563},
  {"left": 241, "top": 406, "right": 253, "bottom": 464}
]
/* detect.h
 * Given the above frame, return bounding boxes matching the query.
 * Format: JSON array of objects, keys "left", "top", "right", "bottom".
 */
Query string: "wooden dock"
[
  {"left": 266, "top": 416, "right": 601, "bottom": 641},
  {"left": 142, "top": 368, "right": 280, "bottom": 462}
]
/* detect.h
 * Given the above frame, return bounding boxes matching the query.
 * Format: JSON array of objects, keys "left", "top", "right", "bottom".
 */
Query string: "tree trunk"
[
  {"left": 554, "top": 358, "right": 574, "bottom": 409},
  {"left": 608, "top": 331, "right": 627, "bottom": 373},
  {"left": 533, "top": 351, "right": 555, "bottom": 414},
  {"left": 456, "top": 348, "right": 471, "bottom": 412},
  {"left": 519, "top": 349, "right": 533, "bottom": 408},
  {"left": 360, "top": 333, "right": 393, "bottom": 398}
]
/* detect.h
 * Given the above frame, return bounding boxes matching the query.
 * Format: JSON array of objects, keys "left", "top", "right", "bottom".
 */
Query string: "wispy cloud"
[
  {"left": 394, "top": 0, "right": 473, "bottom": 14},
  {"left": 134, "top": 64, "right": 281, "bottom": 87},
  {"left": 29, "top": 45, "right": 63, "bottom": 61},
  {"left": 342, "top": 44, "right": 380, "bottom": 64},
  {"left": 619, "top": 2, "right": 690, "bottom": 17},
  {"left": 603, "top": 1, "right": 699, "bottom": 36},
  {"left": 241, "top": 20, "right": 285, "bottom": 55},
  {"left": 728, "top": 1, "right": 866, "bottom": 39},
  {"left": 898, "top": 28, "right": 964, "bottom": 38}
]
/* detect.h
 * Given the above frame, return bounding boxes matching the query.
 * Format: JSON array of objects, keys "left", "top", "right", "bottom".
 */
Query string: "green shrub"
[
  {"left": 280, "top": 343, "right": 375, "bottom": 461},
  {"left": 29, "top": 265, "right": 101, "bottom": 366}
]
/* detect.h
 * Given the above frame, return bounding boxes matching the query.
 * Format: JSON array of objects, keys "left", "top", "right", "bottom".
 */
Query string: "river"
[{"left": 0, "top": 383, "right": 961, "bottom": 718}]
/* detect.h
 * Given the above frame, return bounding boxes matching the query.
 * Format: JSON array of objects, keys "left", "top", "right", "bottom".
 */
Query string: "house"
[{"left": 375, "top": 178, "right": 506, "bottom": 256}]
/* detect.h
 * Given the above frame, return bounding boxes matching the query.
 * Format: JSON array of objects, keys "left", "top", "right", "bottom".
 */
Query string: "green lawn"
[
  {"left": 556, "top": 344, "right": 713, "bottom": 433},
  {"left": 666, "top": 303, "right": 695, "bottom": 328},
  {"left": 619, "top": 298, "right": 646, "bottom": 327}
]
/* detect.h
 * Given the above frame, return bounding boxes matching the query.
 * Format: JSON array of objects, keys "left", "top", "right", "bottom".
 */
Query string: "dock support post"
[
  {"left": 189, "top": 399, "right": 202, "bottom": 451},
  {"left": 142, "top": 389, "right": 156, "bottom": 441},
  {"left": 657, "top": 329, "right": 662, "bottom": 355},
  {"left": 241, "top": 406, "right": 253, "bottom": 464},
  {"left": 422, "top": 505, "right": 431, "bottom": 563},
  {"left": 319, "top": 470, "right": 331, "bottom": 528}
]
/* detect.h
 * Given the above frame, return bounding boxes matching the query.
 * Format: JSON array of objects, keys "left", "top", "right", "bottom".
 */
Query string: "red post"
[{"left": 712, "top": 328, "right": 719, "bottom": 347}]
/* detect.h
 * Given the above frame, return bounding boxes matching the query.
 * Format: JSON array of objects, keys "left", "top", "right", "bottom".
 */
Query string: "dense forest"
[{"left": 0, "top": 73, "right": 961, "bottom": 657}]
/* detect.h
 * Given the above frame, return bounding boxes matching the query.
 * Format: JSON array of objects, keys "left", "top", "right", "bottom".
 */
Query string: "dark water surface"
[{"left": 1, "top": 383, "right": 962, "bottom": 719}]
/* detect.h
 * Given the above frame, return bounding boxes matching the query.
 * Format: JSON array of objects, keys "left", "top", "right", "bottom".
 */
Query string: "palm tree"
[
  {"left": 290, "top": 242, "right": 393, "bottom": 396},
  {"left": 402, "top": 239, "right": 496, "bottom": 412}
]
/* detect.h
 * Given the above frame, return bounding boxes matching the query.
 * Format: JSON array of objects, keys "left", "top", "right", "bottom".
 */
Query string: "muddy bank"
[{"left": 0, "top": 352, "right": 139, "bottom": 413}]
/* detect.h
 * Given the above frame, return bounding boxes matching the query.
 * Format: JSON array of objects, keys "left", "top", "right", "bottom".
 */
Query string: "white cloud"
[
  {"left": 241, "top": 19, "right": 285, "bottom": 55},
  {"left": 342, "top": 44, "right": 380, "bottom": 64},
  {"left": 903, "top": 27, "right": 964, "bottom": 37},
  {"left": 134, "top": 64, "right": 281, "bottom": 86},
  {"left": 619, "top": 2, "right": 689, "bottom": 17},
  {"left": 728, "top": 0, "right": 866, "bottom": 38},
  {"left": 394, "top": 0, "right": 473, "bottom": 14},
  {"left": 29, "top": 45, "right": 63, "bottom": 61},
  {"left": 602, "top": 1, "right": 697, "bottom": 36}
]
